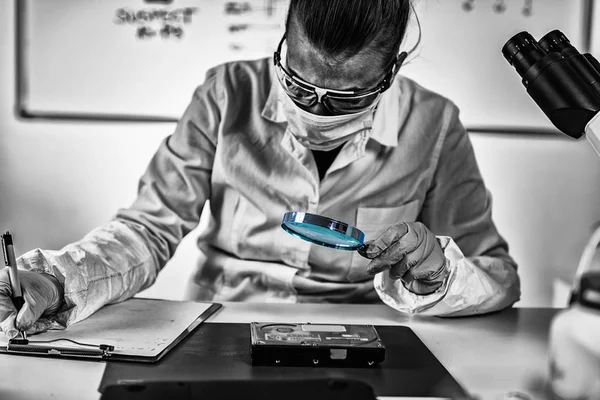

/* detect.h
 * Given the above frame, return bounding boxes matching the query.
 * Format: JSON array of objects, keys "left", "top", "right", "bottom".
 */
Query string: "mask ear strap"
[
  {"left": 395, "top": 51, "right": 408, "bottom": 71},
  {"left": 387, "top": 51, "right": 408, "bottom": 86}
]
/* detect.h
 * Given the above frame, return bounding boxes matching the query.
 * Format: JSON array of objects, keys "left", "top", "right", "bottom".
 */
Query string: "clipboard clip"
[{"left": 7, "top": 338, "right": 115, "bottom": 358}]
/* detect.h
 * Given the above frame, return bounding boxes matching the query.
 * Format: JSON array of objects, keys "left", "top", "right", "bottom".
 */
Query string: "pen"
[{"left": 2, "top": 231, "right": 27, "bottom": 340}]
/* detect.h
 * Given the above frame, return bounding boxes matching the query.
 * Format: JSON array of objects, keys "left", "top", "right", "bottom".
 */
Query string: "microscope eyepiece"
[
  {"left": 539, "top": 29, "right": 600, "bottom": 93},
  {"left": 538, "top": 30, "right": 571, "bottom": 53},
  {"left": 501, "top": 31, "right": 546, "bottom": 77}
]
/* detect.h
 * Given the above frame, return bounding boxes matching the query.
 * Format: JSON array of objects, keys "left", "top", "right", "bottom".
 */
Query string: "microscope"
[
  {"left": 502, "top": 30, "right": 600, "bottom": 399},
  {"left": 502, "top": 30, "right": 600, "bottom": 154}
]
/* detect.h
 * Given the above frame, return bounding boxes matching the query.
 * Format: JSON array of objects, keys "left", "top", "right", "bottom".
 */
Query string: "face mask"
[{"left": 280, "top": 93, "right": 378, "bottom": 152}]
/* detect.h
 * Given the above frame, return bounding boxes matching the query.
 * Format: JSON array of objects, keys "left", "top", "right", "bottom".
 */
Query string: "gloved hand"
[
  {"left": 358, "top": 222, "right": 450, "bottom": 295},
  {"left": 0, "top": 268, "right": 64, "bottom": 339}
]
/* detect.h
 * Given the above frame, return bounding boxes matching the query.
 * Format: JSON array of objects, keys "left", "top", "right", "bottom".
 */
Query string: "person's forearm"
[
  {"left": 19, "top": 220, "right": 159, "bottom": 326},
  {"left": 375, "top": 236, "right": 521, "bottom": 316}
]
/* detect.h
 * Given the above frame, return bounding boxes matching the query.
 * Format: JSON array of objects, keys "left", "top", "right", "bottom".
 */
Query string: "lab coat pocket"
[{"left": 347, "top": 200, "right": 421, "bottom": 282}]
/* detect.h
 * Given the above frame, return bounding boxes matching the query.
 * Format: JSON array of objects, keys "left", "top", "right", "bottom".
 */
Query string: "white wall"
[
  {"left": 2, "top": 1, "right": 600, "bottom": 307},
  {"left": 470, "top": 133, "right": 600, "bottom": 306}
]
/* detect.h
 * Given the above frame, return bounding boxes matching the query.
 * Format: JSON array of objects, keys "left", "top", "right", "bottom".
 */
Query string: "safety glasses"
[{"left": 273, "top": 35, "right": 398, "bottom": 115}]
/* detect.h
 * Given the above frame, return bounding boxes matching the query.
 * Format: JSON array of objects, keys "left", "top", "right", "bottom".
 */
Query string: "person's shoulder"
[
  {"left": 395, "top": 75, "right": 459, "bottom": 115},
  {"left": 206, "top": 57, "right": 272, "bottom": 86},
  {"left": 391, "top": 75, "right": 463, "bottom": 141},
  {"left": 191, "top": 57, "right": 272, "bottom": 104}
]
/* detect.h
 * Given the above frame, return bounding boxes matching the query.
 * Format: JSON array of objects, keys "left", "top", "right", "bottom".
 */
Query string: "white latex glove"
[
  {"left": 0, "top": 267, "right": 64, "bottom": 339},
  {"left": 358, "top": 222, "right": 450, "bottom": 295}
]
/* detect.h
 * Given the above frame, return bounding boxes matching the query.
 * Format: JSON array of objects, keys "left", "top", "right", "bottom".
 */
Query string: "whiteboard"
[
  {"left": 17, "top": 0, "right": 593, "bottom": 132},
  {"left": 18, "top": 0, "right": 289, "bottom": 121}
]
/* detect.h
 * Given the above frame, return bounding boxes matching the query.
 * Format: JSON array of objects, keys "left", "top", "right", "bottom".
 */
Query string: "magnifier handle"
[{"left": 356, "top": 244, "right": 372, "bottom": 259}]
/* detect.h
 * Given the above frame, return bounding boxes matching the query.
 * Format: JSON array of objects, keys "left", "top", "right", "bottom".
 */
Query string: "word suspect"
[{"left": 114, "top": 7, "right": 199, "bottom": 39}]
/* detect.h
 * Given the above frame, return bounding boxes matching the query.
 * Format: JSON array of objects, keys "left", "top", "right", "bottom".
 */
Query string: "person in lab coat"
[{"left": 0, "top": 0, "right": 520, "bottom": 338}]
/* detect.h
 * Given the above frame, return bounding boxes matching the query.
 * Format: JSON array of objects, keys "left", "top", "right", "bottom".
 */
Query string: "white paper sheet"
[{"left": 0, "top": 298, "right": 215, "bottom": 358}]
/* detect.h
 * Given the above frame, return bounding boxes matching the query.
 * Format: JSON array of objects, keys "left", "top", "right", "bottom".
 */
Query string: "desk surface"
[{"left": 0, "top": 303, "right": 557, "bottom": 400}]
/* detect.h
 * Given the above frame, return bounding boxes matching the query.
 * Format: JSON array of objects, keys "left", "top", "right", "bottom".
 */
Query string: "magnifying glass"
[{"left": 281, "top": 211, "right": 365, "bottom": 251}]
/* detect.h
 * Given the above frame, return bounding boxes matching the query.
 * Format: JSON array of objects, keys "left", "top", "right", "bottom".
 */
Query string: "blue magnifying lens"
[{"left": 281, "top": 211, "right": 365, "bottom": 251}]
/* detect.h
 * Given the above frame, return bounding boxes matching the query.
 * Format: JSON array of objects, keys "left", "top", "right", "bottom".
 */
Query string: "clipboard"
[{"left": 0, "top": 298, "right": 222, "bottom": 363}]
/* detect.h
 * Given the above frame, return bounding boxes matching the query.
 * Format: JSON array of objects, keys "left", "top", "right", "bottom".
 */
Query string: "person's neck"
[{"left": 311, "top": 145, "right": 343, "bottom": 181}]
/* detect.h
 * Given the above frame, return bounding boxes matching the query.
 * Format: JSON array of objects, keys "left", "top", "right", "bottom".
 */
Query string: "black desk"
[{"left": 100, "top": 323, "right": 466, "bottom": 398}]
